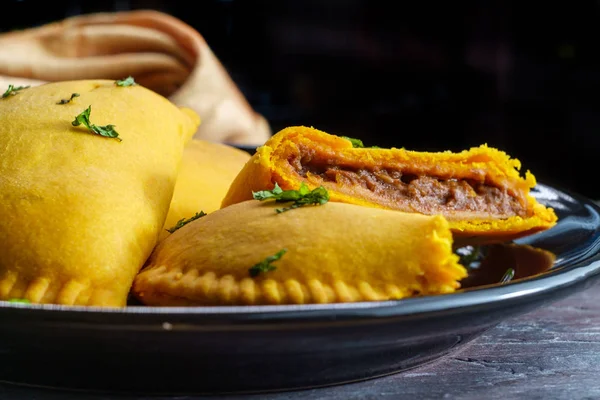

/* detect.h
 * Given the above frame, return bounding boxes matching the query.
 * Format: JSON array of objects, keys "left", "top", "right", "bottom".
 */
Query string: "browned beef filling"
[{"left": 289, "top": 152, "right": 528, "bottom": 220}]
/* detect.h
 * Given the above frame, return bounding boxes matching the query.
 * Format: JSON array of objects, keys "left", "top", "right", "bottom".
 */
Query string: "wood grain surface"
[{"left": 1, "top": 282, "right": 599, "bottom": 400}]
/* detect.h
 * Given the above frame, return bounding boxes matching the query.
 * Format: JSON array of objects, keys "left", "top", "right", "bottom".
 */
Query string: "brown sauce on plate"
[{"left": 459, "top": 243, "right": 556, "bottom": 289}]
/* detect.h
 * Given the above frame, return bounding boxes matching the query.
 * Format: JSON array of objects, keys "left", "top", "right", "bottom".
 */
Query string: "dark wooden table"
[{"left": 1, "top": 283, "right": 599, "bottom": 400}]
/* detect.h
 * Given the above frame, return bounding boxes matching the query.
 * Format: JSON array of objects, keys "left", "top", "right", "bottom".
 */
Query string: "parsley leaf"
[
  {"left": 7, "top": 298, "right": 30, "bottom": 304},
  {"left": 57, "top": 93, "right": 80, "bottom": 104},
  {"left": 456, "top": 245, "right": 481, "bottom": 268},
  {"left": 500, "top": 268, "right": 515, "bottom": 283},
  {"left": 166, "top": 211, "right": 207, "bottom": 234},
  {"left": 341, "top": 136, "right": 365, "bottom": 148},
  {"left": 115, "top": 76, "right": 136, "bottom": 87},
  {"left": 2, "top": 84, "right": 29, "bottom": 99},
  {"left": 253, "top": 183, "right": 284, "bottom": 200},
  {"left": 249, "top": 249, "right": 287, "bottom": 277},
  {"left": 340, "top": 135, "right": 382, "bottom": 149},
  {"left": 252, "top": 182, "right": 329, "bottom": 213},
  {"left": 72, "top": 105, "right": 122, "bottom": 141}
]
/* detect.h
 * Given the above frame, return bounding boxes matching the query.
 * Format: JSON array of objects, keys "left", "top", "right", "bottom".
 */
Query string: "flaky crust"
[
  {"left": 160, "top": 139, "right": 250, "bottom": 241},
  {"left": 221, "top": 126, "right": 557, "bottom": 243},
  {"left": 0, "top": 80, "right": 199, "bottom": 306},
  {"left": 134, "top": 200, "right": 467, "bottom": 306}
]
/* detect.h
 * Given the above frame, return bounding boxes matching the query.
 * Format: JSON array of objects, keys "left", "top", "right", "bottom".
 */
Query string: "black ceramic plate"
[{"left": 1, "top": 183, "right": 599, "bottom": 396}]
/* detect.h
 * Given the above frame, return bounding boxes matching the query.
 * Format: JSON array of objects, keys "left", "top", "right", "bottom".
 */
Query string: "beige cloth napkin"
[{"left": 0, "top": 10, "right": 270, "bottom": 145}]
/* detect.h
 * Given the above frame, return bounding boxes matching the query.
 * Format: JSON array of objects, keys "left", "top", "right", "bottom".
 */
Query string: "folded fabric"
[
  {"left": 160, "top": 139, "right": 251, "bottom": 241},
  {"left": 0, "top": 80, "right": 199, "bottom": 307},
  {"left": 0, "top": 9, "right": 270, "bottom": 145},
  {"left": 133, "top": 200, "right": 467, "bottom": 306},
  {"left": 221, "top": 126, "right": 558, "bottom": 243}
]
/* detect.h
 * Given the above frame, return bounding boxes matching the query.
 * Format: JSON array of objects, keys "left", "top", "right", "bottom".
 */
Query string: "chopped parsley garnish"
[
  {"left": 57, "top": 93, "right": 80, "bottom": 104},
  {"left": 7, "top": 298, "right": 30, "bottom": 304},
  {"left": 500, "top": 268, "right": 515, "bottom": 283},
  {"left": 341, "top": 136, "right": 365, "bottom": 148},
  {"left": 340, "top": 135, "right": 381, "bottom": 149},
  {"left": 249, "top": 249, "right": 287, "bottom": 277},
  {"left": 456, "top": 245, "right": 481, "bottom": 268},
  {"left": 253, "top": 182, "right": 329, "bottom": 213},
  {"left": 166, "top": 211, "right": 207, "bottom": 233},
  {"left": 72, "top": 105, "right": 122, "bottom": 141},
  {"left": 2, "top": 84, "right": 29, "bottom": 99},
  {"left": 115, "top": 76, "right": 136, "bottom": 87}
]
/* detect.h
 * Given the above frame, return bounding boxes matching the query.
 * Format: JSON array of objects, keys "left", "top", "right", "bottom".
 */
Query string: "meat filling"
[{"left": 289, "top": 152, "right": 528, "bottom": 220}]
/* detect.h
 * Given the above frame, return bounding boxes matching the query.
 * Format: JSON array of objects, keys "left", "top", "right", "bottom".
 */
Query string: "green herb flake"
[
  {"left": 166, "top": 211, "right": 207, "bottom": 234},
  {"left": 7, "top": 298, "right": 30, "bottom": 304},
  {"left": 249, "top": 249, "right": 287, "bottom": 277},
  {"left": 57, "top": 93, "right": 80, "bottom": 104},
  {"left": 2, "top": 84, "right": 30, "bottom": 99},
  {"left": 340, "top": 135, "right": 382, "bottom": 149},
  {"left": 252, "top": 182, "right": 329, "bottom": 213},
  {"left": 115, "top": 76, "right": 136, "bottom": 87},
  {"left": 72, "top": 105, "right": 122, "bottom": 141},
  {"left": 252, "top": 183, "right": 284, "bottom": 200},
  {"left": 501, "top": 268, "right": 515, "bottom": 283},
  {"left": 456, "top": 245, "right": 481, "bottom": 268},
  {"left": 341, "top": 136, "right": 365, "bottom": 148}
]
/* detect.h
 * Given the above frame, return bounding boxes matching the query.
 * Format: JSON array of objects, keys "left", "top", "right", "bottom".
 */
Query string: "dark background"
[{"left": 2, "top": 0, "right": 597, "bottom": 198}]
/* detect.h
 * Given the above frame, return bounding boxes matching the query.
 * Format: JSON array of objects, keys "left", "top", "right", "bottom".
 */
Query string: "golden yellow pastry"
[
  {"left": 221, "top": 126, "right": 557, "bottom": 243},
  {"left": 133, "top": 200, "right": 467, "bottom": 306},
  {"left": 160, "top": 139, "right": 251, "bottom": 241},
  {"left": 0, "top": 79, "right": 199, "bottom": 307}
]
